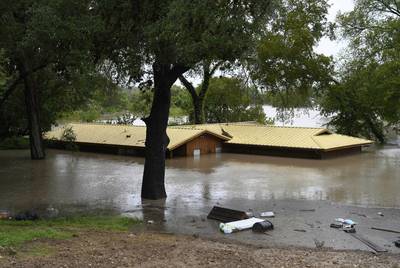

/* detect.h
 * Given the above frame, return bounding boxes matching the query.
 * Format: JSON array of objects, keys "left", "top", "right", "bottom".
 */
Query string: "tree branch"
[
  {"left": 376, "top": 0, "right": 400, "bottom": 17},
  {"left": 0, "top": 76, "right": 22, "bottom": 108},
  {"left": 210, "top": 60, "right": 224, "bottom": 76},
  {"left": 0, "top": 62, "right": 49, "bottom": 108},
  {"left": 171, "top": 64, "right": 190, "bottom": 80},
  {"left": 178, "top": 74, "right": 198, "bottom": 100}
]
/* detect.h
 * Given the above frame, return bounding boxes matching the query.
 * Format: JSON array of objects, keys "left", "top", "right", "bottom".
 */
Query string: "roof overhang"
[{"left": 168, "top": 130, "right": 231, "bottom": 151}]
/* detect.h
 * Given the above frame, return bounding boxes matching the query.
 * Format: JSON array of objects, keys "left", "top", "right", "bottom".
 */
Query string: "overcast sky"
[{"left": 315, "top": 0, "right": 355, "bottom": 56}]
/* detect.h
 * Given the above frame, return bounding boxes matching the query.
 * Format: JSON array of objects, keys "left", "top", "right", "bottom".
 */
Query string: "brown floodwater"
[{"left": 0, "top": 146, "right": 399, "bottom": 214}]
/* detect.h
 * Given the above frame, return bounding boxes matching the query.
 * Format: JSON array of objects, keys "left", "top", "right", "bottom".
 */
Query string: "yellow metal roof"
[
  {"left": 171, "top": 123, "right": 373, "bottom": 151},
  {"left": 45, "top": 123, "right": 229, "bottom": 150},
  {"left": 46, "top": 122, "right": 373, "bottom": 152}
]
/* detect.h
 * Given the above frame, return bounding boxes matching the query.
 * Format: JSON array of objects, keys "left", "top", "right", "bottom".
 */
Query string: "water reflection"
[{"left": 0, "top": 146, "right": 399, "bottom": 215}]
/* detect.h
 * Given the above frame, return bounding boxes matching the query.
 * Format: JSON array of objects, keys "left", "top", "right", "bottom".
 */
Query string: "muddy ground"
[{"left": 1, "top": 231, "right": 400, "bottom": 268}]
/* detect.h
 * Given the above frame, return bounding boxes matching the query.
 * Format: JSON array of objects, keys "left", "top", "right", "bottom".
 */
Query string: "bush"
[
  {"left": 0, "top": 136, "right": 30, "bottom": 150},
  {"left": 61, "top": 127, "right": 78, "bottom": 151}
]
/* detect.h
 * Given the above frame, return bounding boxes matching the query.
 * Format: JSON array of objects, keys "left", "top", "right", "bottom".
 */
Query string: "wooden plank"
[
  {"left": 371, "top": 227, "right": 400, "bottom": 234},
  {"left": 207, "top": 206, "right": 249, "bottom": 223},
  {"left": 350, "top": 233, "right": 387, "bottom": 253}
]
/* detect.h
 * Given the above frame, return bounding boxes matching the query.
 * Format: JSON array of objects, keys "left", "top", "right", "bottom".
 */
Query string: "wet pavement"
[{"left": 0, "top": 147, "right": 400, "bottom": 253}]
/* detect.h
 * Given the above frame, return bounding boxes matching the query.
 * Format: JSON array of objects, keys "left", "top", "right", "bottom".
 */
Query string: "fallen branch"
[{"left": 371, "top": 227, "right": 400, "bottom": 234}]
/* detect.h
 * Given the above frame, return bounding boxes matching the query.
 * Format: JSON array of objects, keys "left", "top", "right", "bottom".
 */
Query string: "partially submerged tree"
[
  {"left": 96, "top": 0, "right": 276, "bottom": 199},
  {"left": 320, "top": 0, "right": 400, "bottom": 142},
  {"left": 0, "top": 0, "right": 97, "bottom": 159}
]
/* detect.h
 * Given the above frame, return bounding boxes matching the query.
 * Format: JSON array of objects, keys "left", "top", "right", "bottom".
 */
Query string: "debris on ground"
[
  {"left": 299, "top": 209, "right": 316, "bottom": 212},
  {"left": 260, "top": 211, "right": 275, "bottom": 217},
  {"left": 330, "top": 223, "right": 343, "bottom": 229},
  {"left": 147, "top": 220, "right": 154, "bottom": 224},
  {"left": 335, "top": 218, "right": 357, "bottom": 226},
  {"left": 350, "top": 212, "right": 367, "bottom": 217},
  {"left": 331, "top": 218, "right": 357, "bottom": 233},
  {"left": 371, "top": 227, "right": 400, "bottom": 234},
  {"left": 14, "top": 211, "right": 39, "bottom": 221},
  {"left": 395, "top": 240, "right": 400, "bottom": 248},
  {"left": 207, "top": 206, "right": 248, "bottom": 223},
  {"left": 219, "top": 217, "right": 265, "bottom": 234},
  {"left": 252, "top": 220, "right": 274, "bottom": 233},
  {"left": 377, "top": 212, "right": 384, "bottom": 217},
  {"left": 246, "top": 211, "right": 254, "bottom": 217},
  {"left": 293, "top": 229, "right": 307, "bottom": 232},
  {"left": 349, "top": 233, "right": 387, "bottom": 253},
  {"left": 343, "top": 225, "right": 356, "bottom": 233},
  {"left": 0, "top": 211, "right": 11, "bottom": 220},
  {"left": 313, "top": 239, "right": 325, "bottom": 249},
  {"left": 45, "top": 206, "right": 59, "bottom": 219}
]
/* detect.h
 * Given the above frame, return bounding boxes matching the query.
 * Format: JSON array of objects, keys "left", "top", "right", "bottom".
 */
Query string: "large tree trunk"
[
  {"left": 23, "top": 74, "right": 45, "bottom": 160},
  {"left": 141, "top": 63, "right": 175, "bottom": 200},
  {"left": 192, "top": 96, "right": 204, "bottom": 124}
]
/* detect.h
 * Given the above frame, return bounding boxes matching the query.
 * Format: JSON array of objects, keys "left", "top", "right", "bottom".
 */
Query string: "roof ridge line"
[{"left": 68, "top": 122, "right": 147, "bottom": 128}]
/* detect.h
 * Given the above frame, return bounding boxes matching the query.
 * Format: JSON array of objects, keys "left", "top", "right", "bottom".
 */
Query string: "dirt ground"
[{"left": 1, "top": 231, "right": 400, "bottom": 268}]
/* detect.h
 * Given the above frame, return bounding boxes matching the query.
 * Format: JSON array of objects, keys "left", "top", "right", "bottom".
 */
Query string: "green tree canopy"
[
  {"left": 0, "top": 0, "right": 99, "bottom": 158},
  {"left": 320, "top": 0, "right": 400, "bottom": 142},
  {"left": 204, "top": 77, "right": 266, "bottom": 124},
  {"left": 252, "top": 0, "right": 333, "bottom": 110}
]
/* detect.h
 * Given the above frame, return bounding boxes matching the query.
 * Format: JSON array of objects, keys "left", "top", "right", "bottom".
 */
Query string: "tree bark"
[
  {"left": 192, "top": 97, "right": 204, "bottom": 124},
  {"left": 179, "top": 61, "right": 221, "bottom": 124},
  {"left": 23, "top": 73, "right": 45, "bottom": 160},
  {"left": 141, "top": 62, "right": 177, "bottom": 200},
  {"left": 179, "top": 74, "right": 204, "bottom": 124}
]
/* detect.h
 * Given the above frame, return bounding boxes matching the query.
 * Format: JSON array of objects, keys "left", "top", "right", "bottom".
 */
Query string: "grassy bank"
[
  {"left": 0, "top": 216, "right": 139, "bottom": 248},
  {"left": 0, "top": 136, "right": 30, "bottom": 150}
]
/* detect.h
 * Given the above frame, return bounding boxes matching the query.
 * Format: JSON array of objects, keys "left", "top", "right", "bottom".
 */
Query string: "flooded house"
[{"left": 45, "top": 123, "right": 373, "bottom": 159}]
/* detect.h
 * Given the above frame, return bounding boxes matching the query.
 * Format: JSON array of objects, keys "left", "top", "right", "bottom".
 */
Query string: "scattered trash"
[
  {"left": 207, "top": 206, "right": 249, "bottom": 223},
  {"left": 371, "top": 227, "right": 400, "bottom": 234},
  {"left": 219, "top": 217, "right": 265, "bottom": 234},
  {"left": 350, "top": 233, "right": 387, "bottom": 253},
  {"left": 335, "top": 218, "right": 357, "bottom": 226},
  {"left": 14, "top": 211, "right": 39, "bottom": 221},
  {"left": 377, "top": 212, "right": 384, "bottom": 217},
  {"left": 252, "top": 220, "right": 274, "bottom": 233},
  {"left": 45, "top": 206, "right": 59, "bottom": 219},
  {"left": 299, "top": 209, "right": 316, "bottom": 212},
  {"left": 343, "top": 225, "right": 356, "bottom": 233},
  {"left": 330, "top": 223, "right": 343, "bottom": 229},
  {"left": 394, "top": 240, "right": 400, "bottom": 248},
  {"left": 245, "top": 211, "right": 254, "bottom": 217},
  {"left": 313, "top": 239, "right": 325, "bottom": 249},
  {"left": 294, "top": 229, "right": 307, "bottom": 232},
  {"left": 219, "top": 223, "right": 234, "bottom": 234},
  {"left": 147, "top": 220, "right": 154, "bottom": 224},
  {"left": 0, "top": 211, "right": 11, "bottom": 220},
  {"left": 260, "top": 211, "right": 275, "bottom": 218},
  {"left": 332, "top": 218, "right": 358, "bottom": 233},
  {"left": 350, "top": 212, "right": 367, "bottom": 217}
]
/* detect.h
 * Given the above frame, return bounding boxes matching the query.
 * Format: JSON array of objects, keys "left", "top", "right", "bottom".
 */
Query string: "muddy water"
[{"left": 0, "top": 146, "right": 399, "bottom": 214}]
